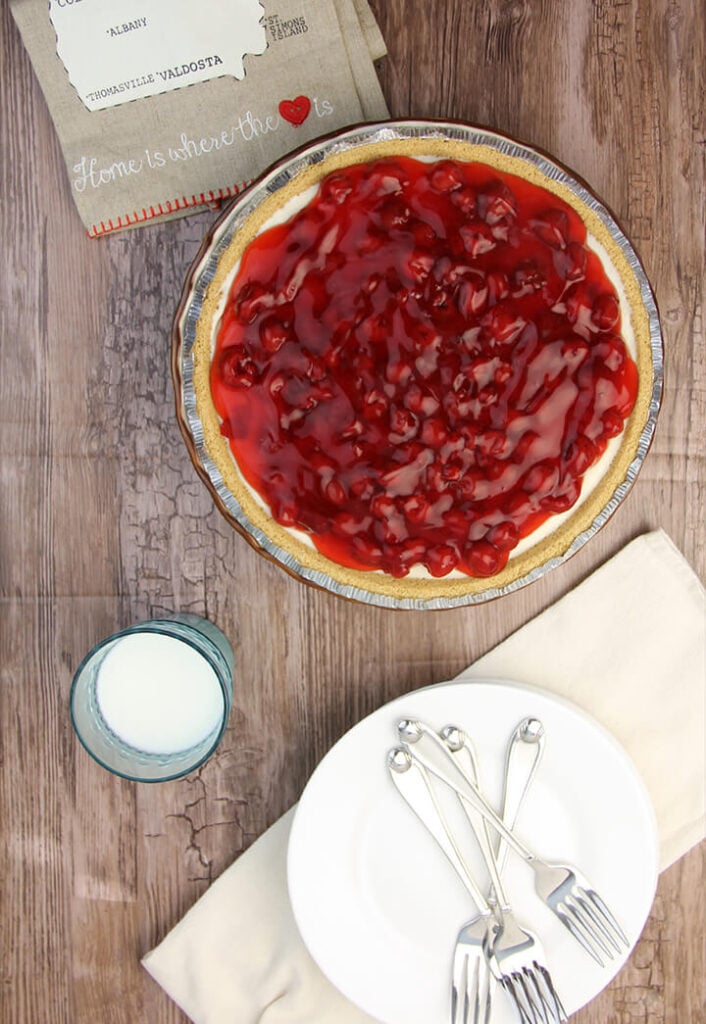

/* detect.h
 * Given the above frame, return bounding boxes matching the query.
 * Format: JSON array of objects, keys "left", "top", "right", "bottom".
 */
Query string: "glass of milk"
[{"left": 70, "top": 614, "right": 234, "bottom": 782}]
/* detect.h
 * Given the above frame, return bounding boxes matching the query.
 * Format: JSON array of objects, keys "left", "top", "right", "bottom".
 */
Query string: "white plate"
[{"left": 287, "top": 679, "right": 659, "bottom": 1024}]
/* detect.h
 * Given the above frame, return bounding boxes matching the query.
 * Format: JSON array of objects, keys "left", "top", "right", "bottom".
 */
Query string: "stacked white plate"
[{"left": 288, "top": 679, "right": 658, "bottom": 1024}]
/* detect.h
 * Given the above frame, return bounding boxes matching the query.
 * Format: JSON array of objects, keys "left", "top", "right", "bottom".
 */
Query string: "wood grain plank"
[{"left": 1, "top": 599, "right": 72, "bottom": 1023}]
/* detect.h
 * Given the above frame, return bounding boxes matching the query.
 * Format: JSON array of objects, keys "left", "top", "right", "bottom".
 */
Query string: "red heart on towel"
[{"left": 279, "top": 96, "right": 312, "bottom": 126}]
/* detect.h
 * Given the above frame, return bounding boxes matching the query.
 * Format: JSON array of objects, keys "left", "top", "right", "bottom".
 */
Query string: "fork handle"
[
  {"left": 448, "top": 745, "right": 513, "bottom": 913},
  {"left": 388, "top": 752, "right": 494, "bottom": 915},
  {"left": 416, "top": 725, "right": 513, "bottom": 912},
  {"left": 403, "top": 742, "right": 537, "bottom": 865},
  {"left": 495, "top": 719, "right": 545, "bottom": 876}
]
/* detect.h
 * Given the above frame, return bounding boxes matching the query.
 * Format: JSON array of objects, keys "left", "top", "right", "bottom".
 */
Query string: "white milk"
[{"left": 95, "top": 632, "right": 225, "bottom": 755}]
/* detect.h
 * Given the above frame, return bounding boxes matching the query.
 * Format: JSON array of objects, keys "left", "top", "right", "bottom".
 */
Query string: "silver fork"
[
  {"left": 400, "top": 727, "right": 630, "bottom": 967},
  {"left": 440, "top": 722, "right": 567, "bottom": 1024},
  {"left": 387, "top": 746, "right": 499, "bottom": 1024},
  {"left": 404, "top": 719, "right": 566, "bottom": 1024}
]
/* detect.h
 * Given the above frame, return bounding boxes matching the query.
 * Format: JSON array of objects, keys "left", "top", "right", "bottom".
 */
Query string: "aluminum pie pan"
[{"left": 172, "top": 118, "right": 663, "bottom": 610}]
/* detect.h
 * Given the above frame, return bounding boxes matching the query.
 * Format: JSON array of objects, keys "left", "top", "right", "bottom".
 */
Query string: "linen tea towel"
[{"left": 10, "top": 0, "right": 389, "bottom": 236}]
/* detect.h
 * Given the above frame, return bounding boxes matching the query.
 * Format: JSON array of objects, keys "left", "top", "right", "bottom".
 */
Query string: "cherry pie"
[{"left": 186, "top": 131, "right": 657, "bottom": 605}]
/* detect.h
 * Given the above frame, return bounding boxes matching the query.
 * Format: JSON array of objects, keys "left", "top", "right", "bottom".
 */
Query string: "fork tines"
[
  {"left": 557, "top": 885, "right": 629, "bottom": 966},
  {"left": 529, "top": 963, "right": 568, "bottom": 1023},
  {"left": 452, "top": 952, "right": 492, "bottom": 1024},
  {"left": 500, "top": 964, "right": 568, "bottom": 1024}
]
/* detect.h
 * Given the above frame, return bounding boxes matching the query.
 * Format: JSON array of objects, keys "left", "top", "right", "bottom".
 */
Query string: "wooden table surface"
[{"left": 1, "top": 1, "right": 704, "bottom": 1021}]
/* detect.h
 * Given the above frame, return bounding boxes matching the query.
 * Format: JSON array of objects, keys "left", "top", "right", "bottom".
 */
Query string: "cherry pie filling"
[{"left": 211, "top": 157, "right": 638, "bottom": 579}]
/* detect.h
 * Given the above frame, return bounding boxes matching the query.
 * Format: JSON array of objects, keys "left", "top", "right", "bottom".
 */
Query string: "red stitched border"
[{"left": 86, "top": 182, "right": 251, "bottom": 238}]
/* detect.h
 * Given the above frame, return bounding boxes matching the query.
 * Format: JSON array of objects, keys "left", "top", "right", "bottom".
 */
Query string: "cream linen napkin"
[{"left": 143, "top": 529, "right": 706, "bottom": 1024}]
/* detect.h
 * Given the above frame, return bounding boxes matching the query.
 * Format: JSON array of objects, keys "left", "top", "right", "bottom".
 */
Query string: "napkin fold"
[
  {"left": 143, "top": 530, "right": 705, "bottom": 1024},
  {"left": 11, "top": 0, "right": 388, "bottom": 237}
]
